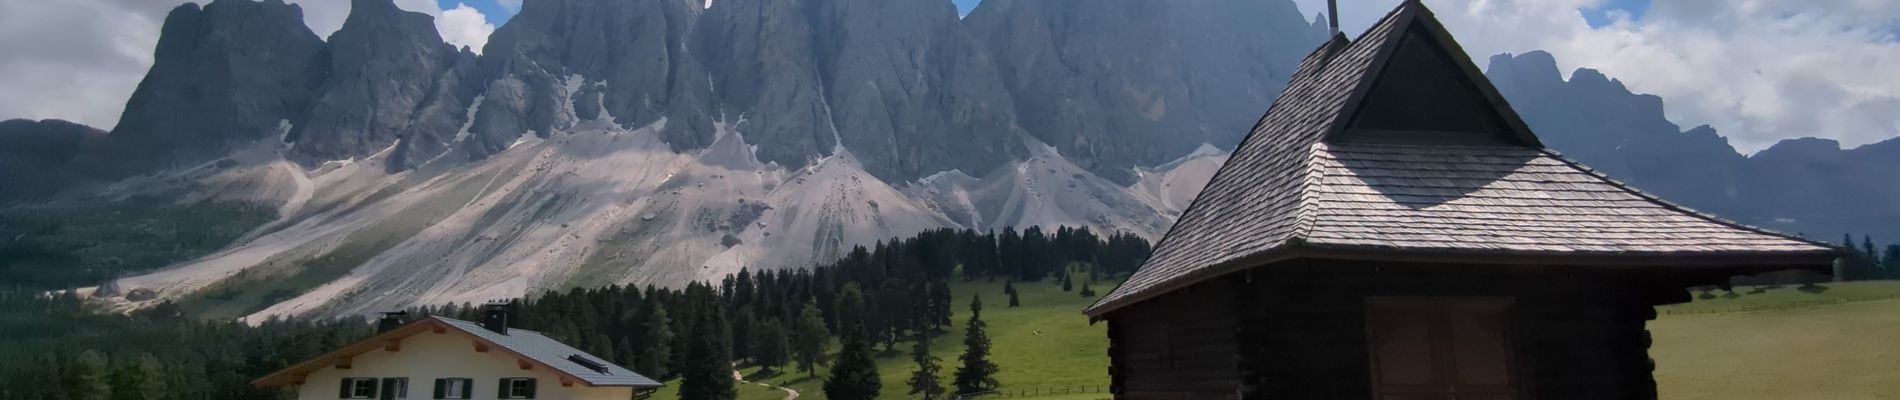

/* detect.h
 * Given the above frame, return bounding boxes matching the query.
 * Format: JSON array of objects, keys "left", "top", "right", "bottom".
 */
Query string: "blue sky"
[
  {"left": 1580, "top": 0, "right": 1651, "bottom": 28},
  {"left": 437, "top": 0, "right": 519, "bottom": 26}
]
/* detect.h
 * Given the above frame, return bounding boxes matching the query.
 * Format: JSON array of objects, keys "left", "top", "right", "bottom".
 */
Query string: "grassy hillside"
[
  {"left": 740, "top": 276, "right": 1113, "bottom": 400},
  {"left": 646, "top": 279, "right": 1900, "bottom": 400},
  {"left": 1652, "top": 281, "right": 1900, "bottom": 400}
]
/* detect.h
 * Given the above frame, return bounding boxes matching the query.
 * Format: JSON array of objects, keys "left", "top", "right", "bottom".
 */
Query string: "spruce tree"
[
  {"left": 110, "top": 353, "right": 168, "bottom": 400},
  {"left": 824, "top": 334, "right": 882, "bottom": 400},
  {"left": 753, "top": 319, "right": 790, "bottom": 375},
  {"left": 638, "top": 305, "right": 674, "bottom": 378},
  {"left": 65, "top": 350, "right": 112, "bottom": 400},
  {"left": 835, "top": 283, "right": 868, "bottom": 337},
  {"left": 907, "top": 333, "right": 947, "bottom": 400},
  {"left": 1061, "top": 272, "right": 1074, "bottom": 292},
  {"left": 1079, "top": 281, "right": 1094, "bottom": 298},
  {"left": 1006, "top": 282, "right": 1021, "bottom": 308},
  {"left": 953, "top": 294, "right": 1000, "bottom": 394},
  {"left": 792, "top": 299, "right": 832, "bottom": 377},
  {"left": 679, "top": 284, "right": 736, "bottom": 400}
]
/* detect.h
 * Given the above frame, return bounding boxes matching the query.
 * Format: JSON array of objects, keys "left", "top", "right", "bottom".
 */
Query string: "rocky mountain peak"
[
  {"left": 102, "top": 0, "right": 328, "bottom": 175},
  {"left": 964, "top": 0, "right": 1324, "bottom": 184},
  {"left": 288, "top": 0, "right": 477, "bottom": 166}
]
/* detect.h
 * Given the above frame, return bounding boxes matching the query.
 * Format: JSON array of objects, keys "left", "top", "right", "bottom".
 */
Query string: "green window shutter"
[
  {"left": 459, "top": 378, "right": 474, "bottom": 399},
  {"left": 524, "top": 379, "right": 537, "bottom": 399},
  {"left": 432, "top": 379, "right": 446, "bottom": 399},
  {"left": 340, "top": 378, "right": 351, "bottom": 398},
  {"left": 497, "top": 378, "right": 510, "bottom": 399}
]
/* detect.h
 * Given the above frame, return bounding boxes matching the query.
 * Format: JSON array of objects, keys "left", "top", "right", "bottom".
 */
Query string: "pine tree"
[
  {"left": 1079, "top": 281, "right": 1095, "bottom": 298},
  {"left": 906, "top": 332, "right": 947, "bottom": 400},
  {"left": 953, "top": 294, "right": 1000, "bottom": 394},
  {"left": 824, "top": 334, "right": 882, "bottom": 400},
  {"left": 753, "top": 319, "right": 790, "bottom": 376},
  {"left": 1061, "top": 272, "right": 1074, "bottom": 292},
  {"left": 792, "top": 299, "right": 832, "bottom": 377},
  {"left": 65, "top": 350, "right": 112, "bottom": 400},
  {"left": 1885, "top": 244, "right": 1900, "bottom": 279},
  {"left": 835, "top": 283, "right": 868, "bottom": 337},
  {"left": 110, "top": 353, "right": 168, "bottom": 400},
  {"left": 1005, "top": 281, "right": 1021, "bottom": 308},
  {"left": 638, "top": 305, "right": 674, "bottom": 378},
  {"left": 679, "top": 284, "right": 736, "bottom": 400}
]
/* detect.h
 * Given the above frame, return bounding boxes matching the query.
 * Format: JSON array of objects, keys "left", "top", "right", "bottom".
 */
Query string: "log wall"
[{"left": 1106, "top": 259, "right": 1682, "bottom": 400}]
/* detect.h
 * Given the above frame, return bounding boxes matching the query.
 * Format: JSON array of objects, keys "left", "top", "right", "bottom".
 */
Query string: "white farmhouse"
[{"left": 254, "top": 309, "right": 661, "bottom": 400}]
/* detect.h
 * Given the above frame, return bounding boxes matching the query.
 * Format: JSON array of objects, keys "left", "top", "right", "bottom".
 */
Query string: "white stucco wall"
[{"left": 294, "top": 330, "right": 634, "bottom": 400}]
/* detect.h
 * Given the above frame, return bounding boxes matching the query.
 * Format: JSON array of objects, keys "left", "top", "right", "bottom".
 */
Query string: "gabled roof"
[
  {"left": 1085, "top": 0, "right": 1838, "bottom": 317},
  {"left": 253, "top": 316, "right": 661, "bottom": 388}
]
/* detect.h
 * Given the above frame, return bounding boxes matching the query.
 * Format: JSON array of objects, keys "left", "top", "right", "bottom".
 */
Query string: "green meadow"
[
  {"left": 1652, "top": 281, "right": 1900, "bottom": 400},
  {"left": 653, "top": 280, "right": 1900, "bottom": 400}
]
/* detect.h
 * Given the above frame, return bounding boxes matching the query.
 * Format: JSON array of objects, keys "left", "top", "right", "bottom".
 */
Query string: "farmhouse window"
[
  {"left": 379, "top": 378, "right": 408, "bottom": 400},
  {"left": 433, "top": 378, "right": 473, "bottom": 399},
  {"left": 339, "top": 377, "right": 378, "bottom": 399},
  {"left": 499, "top": 377, "right": 538, "bottom": 399}
]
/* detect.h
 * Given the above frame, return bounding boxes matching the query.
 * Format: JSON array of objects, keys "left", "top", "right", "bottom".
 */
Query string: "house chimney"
[
  {"left": 481, "top": 303, "right": 509, "bottom": 335},
  {"left": 377, "top": 311, "right": 407, "bottom": 333},
  {"left": 1327, "top": 0, "right": 1340, "bottom": 36}
]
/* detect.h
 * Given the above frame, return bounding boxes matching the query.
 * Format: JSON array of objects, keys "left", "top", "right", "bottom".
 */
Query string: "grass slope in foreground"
[
  {"left": 740, "top": 277, "right": 1113, "bottom": 400},
  {"left": 1652, "top": 281, "right": 1900, "bottom": 400},
  {"left": 663, "top": 280, "right": 1900, "bottom": 400}
]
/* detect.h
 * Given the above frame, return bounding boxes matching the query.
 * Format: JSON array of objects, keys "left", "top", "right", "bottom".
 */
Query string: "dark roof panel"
[{"left": 436, "top": 317, "right": 663, "bottom": 387}]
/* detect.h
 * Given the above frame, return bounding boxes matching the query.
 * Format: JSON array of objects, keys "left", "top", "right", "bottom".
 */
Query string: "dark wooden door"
[{"left": 1366, "top": 297, "right": 1518, "bottom": 400}]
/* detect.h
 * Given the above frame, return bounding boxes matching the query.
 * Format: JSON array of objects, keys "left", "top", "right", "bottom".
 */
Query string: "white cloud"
[
  {"left": 0, "top": 0, "right": 495, "bottom": 131},
  {"left": 499, "top": 0, "right": 522, "bottom": 12},
  {"left": 0, "top": 0, "right": 164, "bottom": 129},
  {"left": 437, "top": 3, "right": 495, "bottom": 53},
  {"left": 1297, "top": 0, "right": 1900, "bottom": 152}
]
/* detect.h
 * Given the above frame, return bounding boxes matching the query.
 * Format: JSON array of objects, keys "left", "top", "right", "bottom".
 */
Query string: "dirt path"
[{"left": 734, "top": 369, "right": 800, "bottom": 400}]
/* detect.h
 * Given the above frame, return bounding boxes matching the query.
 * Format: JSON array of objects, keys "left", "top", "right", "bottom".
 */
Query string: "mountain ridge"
[{"left": 3, "top": 0, "right": 1894, "bottom": 320}]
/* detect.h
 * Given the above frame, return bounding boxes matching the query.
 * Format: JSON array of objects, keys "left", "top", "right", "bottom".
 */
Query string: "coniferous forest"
[{"left": 0, "top": 226, "right": 1151, "bottom": 400}]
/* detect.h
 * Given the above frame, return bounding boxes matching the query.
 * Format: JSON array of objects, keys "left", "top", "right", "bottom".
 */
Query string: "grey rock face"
[
  {"left": 470, "top": 0, "right": 716, "bottom": 160},
  {"left": 289, "top": 0, "right": 472, "bottom": 166},
  {"left": 386, "top": 48, "right": 482, "bottom": 171},
  {"left": 964, "top": 0, "right": 1323, "bottom": 184},
  {"left": 696, "top": 0, "right": 1027, "bottom": 181},
  {"left": 0, "top": 119, "right": 105, "bottom": 202},
  {"left": 798, "top": 0, "right": 1026, "bottom": 181},
  {"left": 104, "top": 0, "right": 329, "bottom": 175},
  {"left": 696, "top": 0, "right": 836, "bottom": 168}
]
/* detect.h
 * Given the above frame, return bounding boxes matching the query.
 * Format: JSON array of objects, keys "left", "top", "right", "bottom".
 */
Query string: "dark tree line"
[
  {"left": 1837, "top": 234, "right": 1900, "bottom": 281},
  {"left": 0, "top": 226, "right": 1151, "bottom": 400},
  {"left": 0, "top": 291, "right": 372, "bottom": 400}
]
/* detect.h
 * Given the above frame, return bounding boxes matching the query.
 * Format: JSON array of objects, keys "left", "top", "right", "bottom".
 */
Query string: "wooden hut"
[{"left": 1083, "top": 1, "right": 1841, "bottom": 399}]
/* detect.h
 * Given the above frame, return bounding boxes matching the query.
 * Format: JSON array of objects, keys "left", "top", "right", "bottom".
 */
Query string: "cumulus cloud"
[
  {"left": 1297, "top": 0, "right": 1900, "bottom": 152},
  {"left": 0, "top": 0, "right": 164, "bottom": 129},
  {"left": 0, "top": 0, "right": 496, "bottom": 131},
  {"left": 438, "top": 4, "right": 496, "bottom": 53}
]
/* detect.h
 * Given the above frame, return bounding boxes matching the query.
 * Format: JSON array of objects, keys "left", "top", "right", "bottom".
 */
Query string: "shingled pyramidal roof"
[{"left": 1086, "top": 0, "right": 1838, "bottom": 317}]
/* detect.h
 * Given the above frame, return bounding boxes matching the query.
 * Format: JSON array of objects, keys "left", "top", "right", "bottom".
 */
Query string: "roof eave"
[
  {"left": 253, "top": 317, "right": 655, "bottom": 389},
  {"left": 1083, "top": 244, "right": 1839, "bottom": 320}
]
